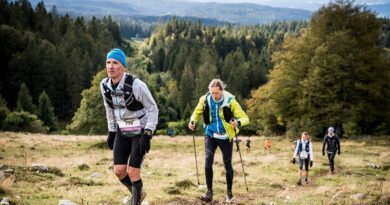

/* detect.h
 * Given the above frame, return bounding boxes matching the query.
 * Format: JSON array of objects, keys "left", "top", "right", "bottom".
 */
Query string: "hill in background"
[{"left": 29, "top": 0, "right": 312, "bottom": 24}]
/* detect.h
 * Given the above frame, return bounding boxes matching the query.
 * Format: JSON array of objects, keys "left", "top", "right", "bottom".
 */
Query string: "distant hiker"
[
  {"left": 188, "top": 79, "right": 249, "bottom": 203},
  {"left": 101, "top": 48, "right": 158, "bottom": 205},
  {"left": 263, "top": 138, "right": 272, "bottom": 153},
  {"left": 245, "top": 137, "right": 251, "bottom": 152},
  {"left": 291, "top": 132, "right": 314, "bottom": 185},
  {"left": 322, "top": 127, "right": 341, "bottom": 175}
]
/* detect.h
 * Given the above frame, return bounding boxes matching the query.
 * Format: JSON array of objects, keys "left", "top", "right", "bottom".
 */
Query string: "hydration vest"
[
  {"left": 102, "top": 74, "right": 144, "bottom": 111},
  {"left": 298, "top": 140, "right": 310, "bottom": 153},
  {"left": 202, "top": 93, "right": 234, "bottom": 124}
]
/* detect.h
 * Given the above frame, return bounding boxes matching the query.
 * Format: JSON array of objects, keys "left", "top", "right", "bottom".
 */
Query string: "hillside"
[
  {"left": 0, "top": 132, "right": 389, "bottom": 204},
  {"left": 28, "top": 0, "right": 312, "bottom": 24}
]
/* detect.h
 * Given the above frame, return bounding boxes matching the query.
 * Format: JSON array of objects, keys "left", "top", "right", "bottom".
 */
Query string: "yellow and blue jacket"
[{"left": 190, "top": 91, "right": 249, "bottom": 141}]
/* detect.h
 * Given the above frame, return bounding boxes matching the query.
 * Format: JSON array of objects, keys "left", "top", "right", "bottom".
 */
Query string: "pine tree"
[
  {"left": 195, "top": 47, "right": 218, "bottom": 98},
  {"left": 37, "top": 91, "right": 58, "bottom": 131},
  {"left": 179, "top": 59, "right": 196, "bottom": 116},
  {"left": 16, "top": 83, "right": 35, "bottom": 113},
  {"left": 67, "top": 70, "right": 107, "bottom": 134}
]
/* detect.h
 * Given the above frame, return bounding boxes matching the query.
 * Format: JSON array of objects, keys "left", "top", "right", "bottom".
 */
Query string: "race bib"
[
  {"left": 117, "top": 119, "right": 142, "bottom": 136},
  {"left": 300, "top": 151, "right": 308, "bottom": 159},
  {"left": 213, "top": 133, "right": 228, "bottom": 140}
]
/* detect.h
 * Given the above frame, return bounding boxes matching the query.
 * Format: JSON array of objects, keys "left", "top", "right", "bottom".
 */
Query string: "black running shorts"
[{"left": 113, "top": 131, "right": 145, "bottom": 168}]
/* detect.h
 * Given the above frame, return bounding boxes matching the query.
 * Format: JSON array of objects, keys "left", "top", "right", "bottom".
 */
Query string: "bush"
[
  {"left": 167, "top": 120, "right": 189, "bottom": 135},
  {"left": 3, "top": 111, "right": 48, "bottom": 133},
  {"left": 343, "top": 121, "right": 360, "bottom": 138},
  {"left": 286, "top": 119, "right": 323, "bottom": 139}
]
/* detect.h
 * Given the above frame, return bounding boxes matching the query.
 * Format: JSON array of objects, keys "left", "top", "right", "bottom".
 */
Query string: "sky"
[{"left": 184, "top": 0, "right": 390, "bottom": 10}]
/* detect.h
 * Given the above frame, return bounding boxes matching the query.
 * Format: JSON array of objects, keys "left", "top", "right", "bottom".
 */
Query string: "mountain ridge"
[{"left": 28, "top": 0, "right": 312, "bottom": 24}]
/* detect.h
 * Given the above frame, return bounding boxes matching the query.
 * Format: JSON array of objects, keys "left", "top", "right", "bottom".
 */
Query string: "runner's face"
[
  {"left": 210, "top": 87, "right": 223, "bottom": 101},
  {"left": 106, "top": 58, "right": 124, "bottom": 79},
  {"left": 328, "top": 128, "right": 334, "bottom": 135},
  {"left": 302, "top": 134, "right": 308, "bottom": 141}
]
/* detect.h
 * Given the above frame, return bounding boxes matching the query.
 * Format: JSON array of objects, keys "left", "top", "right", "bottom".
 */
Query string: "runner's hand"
[
  {"left": 107, "top": 132, "right": 116, "bottom": 150},
  {"left": 139, "top": 129, "right": 152, "bottom": 154},
  {"left": 291, "top": 158, "right": 296, "bottom": 164},
  {"left": 188, "top": 121, "right": 195, "bottom": 131}
]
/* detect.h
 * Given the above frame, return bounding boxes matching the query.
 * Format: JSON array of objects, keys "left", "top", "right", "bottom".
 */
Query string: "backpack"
[
  {"left": 298, "top": 140, "right": 310, "bottom": 153},
  {"left": 102, "top": 74, "right": 144, "bottom": 111},
  {"left": 202, "top": 93, "right": 233, "bottom": 124}
]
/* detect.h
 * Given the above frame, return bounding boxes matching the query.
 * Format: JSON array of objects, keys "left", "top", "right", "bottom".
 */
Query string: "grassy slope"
[{"left": 0, "top": 132, "right": 389, "bottom": 204}]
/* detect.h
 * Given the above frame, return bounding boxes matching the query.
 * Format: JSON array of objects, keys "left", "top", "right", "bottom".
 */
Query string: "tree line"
[
  {"left": 68, "top": 17, "right": 307, "bottom": 134},
  {"left": 247, "top": 1, "right": 390, "bottom": 137},
  {"left": 70, "top": 1, "right": 390, "bottom": 137},
  {"left": 1, "top": 0, "right": 389, "bottom": 137},
  {"left": 0, "top": 0, "right": 127, "bottom": 131}
]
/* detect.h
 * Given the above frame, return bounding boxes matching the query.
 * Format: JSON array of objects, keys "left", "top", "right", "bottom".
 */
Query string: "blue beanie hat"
[{"left": 106, "top": 48, "right": 127, "bottom": 67}]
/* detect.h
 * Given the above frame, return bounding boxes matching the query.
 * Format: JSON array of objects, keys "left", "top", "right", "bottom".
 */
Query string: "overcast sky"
[{"left": 184, "top": 0, "right": 390, "bottom": 10}]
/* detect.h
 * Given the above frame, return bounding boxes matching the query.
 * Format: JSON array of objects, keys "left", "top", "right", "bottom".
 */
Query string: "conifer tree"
[
  {"left": 16, "top": 83, "right": 35, "bottom": 113},
  {"left": 38, "top": 91, "right": 58, "bottom": 131}
]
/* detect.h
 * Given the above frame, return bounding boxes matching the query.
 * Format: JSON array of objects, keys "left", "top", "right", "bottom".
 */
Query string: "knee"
[
  {"left": 205, "top": 155, "right": 214, "bottom": 169},
  {"left": 224, "top": 162, "right": 233, "bottom": 171},
  {"left": 114, "top": 166, "right": 127, "bottom": 179},
  {"left": 128, "top": 167, "right": 141, "bottom": 181}
]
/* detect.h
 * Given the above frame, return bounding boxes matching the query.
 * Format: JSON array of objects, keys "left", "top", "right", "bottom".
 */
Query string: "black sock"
[
  {"left": 132, "top": 179, "right": 143, "bottom": 205},
  {"left": 120, "top": 175, "right": 132, "bottom": 193}
]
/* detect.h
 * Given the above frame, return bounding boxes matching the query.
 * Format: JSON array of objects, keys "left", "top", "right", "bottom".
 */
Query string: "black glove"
[
  {"left": 291, "top": 158, "right": 296, "bottom": 164},
  {"left": 338, "top": 151, "right": 341, "bottom": 155},
  {"left": 107, "top": 132, "right": 116, "bottom": 150},
  {"left": 139, "top": 129, "right": 153, "bottom": 154},
  {"left": 310, "top": 160, "right": 313, "bottom": 167},
  {"left": 322, "top": 152, "right": 325, "bottom": 156}
]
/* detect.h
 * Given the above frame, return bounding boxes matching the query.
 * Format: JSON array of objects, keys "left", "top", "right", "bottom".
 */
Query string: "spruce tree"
[
  {"left": 16, "top": 83, "right": 35, "bottom": 113},
  {"left": 38, "top": 91, "right": 58, "bottom": 131}
]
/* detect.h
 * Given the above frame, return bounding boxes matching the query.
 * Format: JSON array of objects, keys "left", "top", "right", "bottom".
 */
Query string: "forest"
[{"left": 0, "top": 0, "right": 389, "bottom": 138}]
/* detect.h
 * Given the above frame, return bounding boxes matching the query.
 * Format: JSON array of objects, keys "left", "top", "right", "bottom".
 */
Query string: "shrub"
[
  {"left": 343, "top": 121, "right": 360, "bottom": 138},
  {"left": 3, "top": 111, "right": 47, "bottom": 133}
]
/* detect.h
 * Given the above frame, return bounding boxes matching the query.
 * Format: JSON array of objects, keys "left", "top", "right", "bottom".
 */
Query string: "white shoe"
[{"left": 225, "top": 193, "right": 235, "bottom": 203}]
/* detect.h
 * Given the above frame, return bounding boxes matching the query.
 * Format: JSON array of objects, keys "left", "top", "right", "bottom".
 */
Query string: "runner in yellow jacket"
[{"left": 188, "top": 79, "right": 249, "bottom": 203}]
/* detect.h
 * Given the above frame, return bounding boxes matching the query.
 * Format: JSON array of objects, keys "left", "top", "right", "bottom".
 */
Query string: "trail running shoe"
[
  {"left": 200, "top": 190, "right": 213, "bottom": 202},
  {"left": 225, "top": 191, "right": 235, "bottom": 203},
  {"left": 125, "top": 191, "right": 146, "bottom": 205},
  {"left": 297, "top": 179, "right": 302, "bottom": 186}
]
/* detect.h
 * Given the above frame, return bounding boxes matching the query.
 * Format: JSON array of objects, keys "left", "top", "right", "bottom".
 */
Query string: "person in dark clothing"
[
  {"left": 322, "top": 127, "right": 341, "bottom": 175},
  {"left": 245, "top": 137, "right": 251, "bottom": 152}
]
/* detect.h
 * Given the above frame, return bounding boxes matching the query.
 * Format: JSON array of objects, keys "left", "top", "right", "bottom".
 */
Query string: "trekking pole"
[
  {"left": 234, "top": 128, "right": 249, "bottom": 191},
  {"left": 191, "top": 121, "right": 200, "bottom": 185}
]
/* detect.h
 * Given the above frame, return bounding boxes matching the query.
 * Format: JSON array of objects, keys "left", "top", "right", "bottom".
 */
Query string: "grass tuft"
[
  {"left": 164, "top": 186, "right": 181, "bottom": 195},
  {"left": 77, "top": 163, "right": 90, "bottom": 171},
  {"left": 174, "top": 179, "right": 195, "bottom": 189},
  {"left": 67, "top": 176, "right": 103, "bottom": 186}
]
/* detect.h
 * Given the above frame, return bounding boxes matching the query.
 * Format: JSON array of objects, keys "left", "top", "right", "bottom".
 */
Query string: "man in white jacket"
[{"left": 100, "top": 48, "right": 158, "bottom": 204}]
